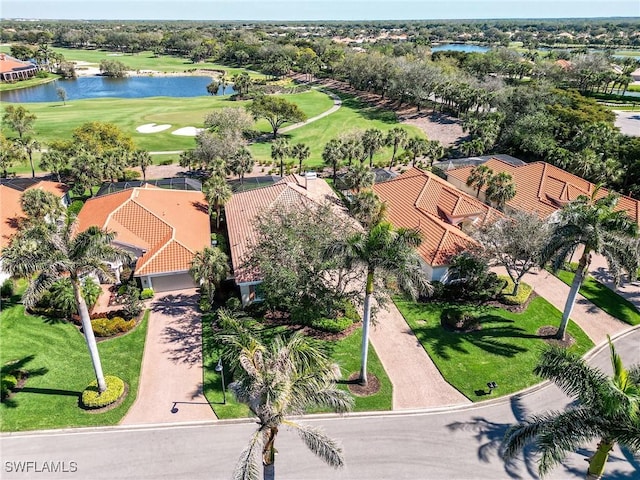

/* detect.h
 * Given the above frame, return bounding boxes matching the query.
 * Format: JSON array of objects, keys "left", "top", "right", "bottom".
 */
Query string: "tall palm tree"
[
  {"left": 15, "top": 136, "right": 40, "bottom": 178},
  {"left": 322, "top": 138, "right": 343, "bottom": 182},
  {"left": 228, "top": 147, "right": 255, "bottom": 185},
  {"left": 426, "top": 140, "right": 445, "bottom": 167},
  {"left": 385, "top": 127, "right": 408, "bottom": 171},
  {"left": 271, "top": 138, "right": 290, "bottom": 178},
  {"left": 218, "top": 312, "right": 353, "bottom": 480},
  {"left": 541, "top": 192, "right": 639, "bottom": 340},
  {"left": 2, "top": 213, "right": 132, "bottom": 392},
  {"left": 290, "top": 143, "right": 310, "bottom": 174},
  {"left": 501, "top": 338, "right": 640, "bottom": 479},
  {"left": 466, "top": 164, "right": 493, "bottom": 198},
  {"left": 130, "top": 149, "right": 152, "bottom": 183},
  {"left": 343, "top": 164, "right": 374, "bottom": 193},
  {"left": 203, "top": 175, "right": 233, "bottom": 230},
  {"left": 405, "top": 137, "right": 429, "bottom": 167},
  {"left": 40, "top": 148, "right": 69, "bottom": 183},
  {"left": 486, "top": 171, "right": 516, "bottom": 211},
  {"left": 189, "top": 247, "right": 229, "bottom": 304},
  {"left": 362, "top": 128, "right": 385, "bottom": 167},
  {"left": 347, "top": 189, "right": 387, "bottom": 229},
  {"left": 327, "top": 221, "right": 430, "bottom": 385},
  {"left": 20, "top": 189, "right": 63, "bottom": 224}
]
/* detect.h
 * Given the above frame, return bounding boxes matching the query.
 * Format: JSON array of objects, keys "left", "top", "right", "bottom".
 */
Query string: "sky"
[{"left": 2, "top": 0, "right": 639, "bottom": 21}]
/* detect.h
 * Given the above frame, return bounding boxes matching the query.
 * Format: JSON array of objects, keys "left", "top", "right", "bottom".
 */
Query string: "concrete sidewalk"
[
  {"left": 494, "top": 267, "right": 630, "bottom": 345},
  {"left": 588, "top": 253, "right": 640, "bottom": 311},
  {"left": 121, "top": 290, "right": 217, "bottom": 425}
]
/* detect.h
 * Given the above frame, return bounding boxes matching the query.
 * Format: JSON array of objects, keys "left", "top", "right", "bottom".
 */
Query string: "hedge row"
[{"left": 91, "top": 317, "right": 136, "bottom": 337}]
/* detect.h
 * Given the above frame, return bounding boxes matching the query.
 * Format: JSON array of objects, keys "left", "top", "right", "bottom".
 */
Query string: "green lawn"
[
  {"left": 555, "top": 270, "right": 640, "bottom": 326},
  {"left": 394, "top": 296, "right": 594, "bottom": 401},
  {"left": 0, "top": 293, "right": 148, "bottom": 432},
  {"left": 202, "top": 316, "right": 392, "bottom": 419}
]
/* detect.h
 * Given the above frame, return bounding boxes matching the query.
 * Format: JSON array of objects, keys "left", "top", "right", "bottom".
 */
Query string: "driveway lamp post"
[{"left": 215, "top": 359, "right": 226, "bottom": 404}]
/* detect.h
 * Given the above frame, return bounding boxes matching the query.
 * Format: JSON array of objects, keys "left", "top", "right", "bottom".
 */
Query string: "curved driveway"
[{"left": 3, "top": 328, "right": 638, "bottom": 480}]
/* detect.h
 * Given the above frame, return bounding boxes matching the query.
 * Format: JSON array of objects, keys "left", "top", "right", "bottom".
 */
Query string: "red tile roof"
[
  {"left": 76, "top": 186, "right": 210, "bottom": 276},
  {"left": 0, "top": 181, "right": 69, "bottom": 249},
  {"left": 0, "top": 54, "right": 37, "bottom": 75},
  {"left": 225, "top": 178, "right": 327, "bottom": 283},
  {"left": 446, "top": 159, "right": 640, "bottom": 224},
  {"left": 373, "top": 168, "right": 500, "bottom": 266}
]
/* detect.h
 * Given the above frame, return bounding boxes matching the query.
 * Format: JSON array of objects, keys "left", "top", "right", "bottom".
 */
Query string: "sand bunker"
[
  {"left": 171, "top": 127, "right": 205, "bottom": 136},
  {"left": 136, "top": 123, "right": 172, "bottom": 133}
]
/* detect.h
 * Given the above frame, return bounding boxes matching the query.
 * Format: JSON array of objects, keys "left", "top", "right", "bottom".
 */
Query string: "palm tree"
[
  {"left": 405, "top": 137, "right": 429, "bottom": 167},
  {"left": 343, "top": 164, "right": 375, "bottom": 193},
  {"left": 130, "top": 149, "right": 152, "bottom": 183},
  {"left": 347, "top": 189, "right": 386, "bottom": 228},
  {"left": 189, "top": 247, "right": 230, "bottom": 304},
  {"left": 322, "top": 138, "right": 343, "bottom": 182},
  {"left": 327, "top": 221, "right": 430, "bottom": 385},
  {"left": 486, "top": 172, "right": 516, "bottom": 211},
  {"left": 501, "top": 338, "right": 640, "bottom": 479},
  {"left": 1, "top": 213, "right": 132, "bottom": 392},
  {"left": 203, "top": 175, "right": 233, "bottom": 230},
  {"left": 0, "top": 133, "right": 26, "bottom": 178},
  {"left": 466, "top": 164, "right": 493, "bottom": 198},
  {"left": 20, "top": 188, "right": 63, "bottom": 224},
  {"left": 385, "top": 127, "right": 408, "bottom": 171},
  {"left": 271, "top": 138, "right": 290, "bottom": 178},
  {"left": 362, "top": 128, "right": 385, "bottom": 167},
  {"left": 290, "top": 143, "right": 310, "bottom": 174},
  {"left": 426, "top": 140, "right": 445, "bottom": 167},
  {"left": 228, "top": 147, "right": 255, "bottom": 185},
  {"left": 218, "top": 312, "right": 353, "bottom": 480},
  {"left": 541, "top": 192, "right": 639, "bottom": 341},
  {"left": 15, "top": 136, "right": 40, "bottom": 178},
  {"left": 40, "top": 148, "right": 69, "bottom": 183}
]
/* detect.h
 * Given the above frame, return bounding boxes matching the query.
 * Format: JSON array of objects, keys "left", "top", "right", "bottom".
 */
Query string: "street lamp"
[{"left": 215, "top": 359, "right": 226, "bottom": 405}]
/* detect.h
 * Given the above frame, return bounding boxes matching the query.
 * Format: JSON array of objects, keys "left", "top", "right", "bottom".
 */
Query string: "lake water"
[
  {"left": 0, "top": 76, "right": 236, "bottom": 103},
  {"left": 431, "top": 44, "right": 490, "bottom": 53}
]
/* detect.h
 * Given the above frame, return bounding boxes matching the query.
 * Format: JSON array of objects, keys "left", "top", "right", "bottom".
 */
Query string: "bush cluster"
[
  {"left": 140, "top": 288, "right": 154, "bottom": 300},
  {"left": 91, "top": 316, "right": 135, "bottom": 337},
  {"left": 498, "top": 276, "right": 533, "bottom": 306},
  {"left": 81, "top": 375, "right": 125, "bottom": 409},
  {"left": 1, "top": 279, "right": 15, "bottom": 298},
  {"left": 441, "top": 307, "right": 481, "bottom": 332},
  {"left": 1, "top": 373, "right": 18, "bottom": 401},
  {"left": 310, "top": 316, "right": 353, "bottom": 333}
]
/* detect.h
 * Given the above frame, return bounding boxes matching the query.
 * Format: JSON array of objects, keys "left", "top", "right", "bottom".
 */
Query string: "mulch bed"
[
  {"left": 345, "top": 373, "right": 381, "bottom": 397},
  {"left": 537, "top": 326, "right": 576, "bottom": 348}
]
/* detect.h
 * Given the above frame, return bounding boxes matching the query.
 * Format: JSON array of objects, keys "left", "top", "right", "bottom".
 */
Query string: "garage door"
[{"left": 150, "top": 273, "right": 196, "bottom": 293}]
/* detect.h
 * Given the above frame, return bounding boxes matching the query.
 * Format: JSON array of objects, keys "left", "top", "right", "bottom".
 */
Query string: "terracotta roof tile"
[
  {"left": 447, "top": 158, "right": 640, "bottom": 223},
  {"left": 373, "top": 168, "right": 499, "bottom": 266}
]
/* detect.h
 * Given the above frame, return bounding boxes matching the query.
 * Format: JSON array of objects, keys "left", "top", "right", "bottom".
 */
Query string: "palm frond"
[
  {"left": 232, "top": 430, "right": 263, "bottom": 480},
  {"left": 287, "top": 420, "right": 346, "bottom": 469}
]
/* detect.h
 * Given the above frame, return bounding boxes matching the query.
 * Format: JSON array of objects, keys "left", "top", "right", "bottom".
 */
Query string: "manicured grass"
[
  {"left": 202, "top": 315, "right": 392, "bottom": 419},
  {"left": 0, "top": 73, "right": 60, "bottom": 92},
  {"left": 0, "top": 294, "right": 148, "bottom": 432},
  {"left": 555, "top": 270, "right": 640, "bottom": 326},
  {"left": 394, "top": 296, "right": 594, "bottom": 401}
]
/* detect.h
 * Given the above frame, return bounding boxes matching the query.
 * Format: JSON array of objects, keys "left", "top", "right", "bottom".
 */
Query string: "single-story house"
[
  {"left": 446, "top": 158, "right": 640, "bottom": 224},
  {"left": 76, "top": 184, "right": 210, "bottom": 292},
  {"left": 225, "top": 173, "right": 344, "bottom": 306},
  {"left": 372, "top": 168, "right": 501, "bottom": 281},
  {"left": 0, "top": 53, "right": 38, "bottom": 82},
  {"left": 0, "top": 179, "right": 70, "bottom": 283}
]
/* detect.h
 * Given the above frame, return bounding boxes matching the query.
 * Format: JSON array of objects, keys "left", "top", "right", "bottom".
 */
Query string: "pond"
[
  {"left": 431, "top": 44, "right": 490, "bottom": 53},
  {"left": 0, "top": 75, "right": 236, "bottom": 103}
]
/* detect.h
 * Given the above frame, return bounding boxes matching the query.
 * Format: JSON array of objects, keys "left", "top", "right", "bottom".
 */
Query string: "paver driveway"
[{"left": 121, "top": 289, "right": 216, "bottom": 425}]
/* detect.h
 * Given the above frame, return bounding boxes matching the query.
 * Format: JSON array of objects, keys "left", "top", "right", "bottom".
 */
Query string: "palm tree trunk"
[
  {"left": 72, "top": 278, "right": 107, "bottom": 392},
  {"left": 29, "top": 155, "right": 35, "bottom": 178},
  {"left": 263, "top": 426, "right": 277, "bottom": 480},
  {"left": 359, "top": 268, "right": 374, "bottom": 385},
  {"left": 216, "top": 204, "right": 221, "bottom": 230},
  {"left": 557, "top": 251, "right": 591, "bottom": 341},
  {"left": 586, "top": 439, "right": 614, "bottom": 479}
]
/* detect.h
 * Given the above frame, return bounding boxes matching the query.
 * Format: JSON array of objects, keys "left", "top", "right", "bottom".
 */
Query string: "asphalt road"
[
  {"left": 2, "top": 328, "right": 639, "bottom": 480},
  {"left": 614, "top": 110, "right": 640, "bottom": 137}
]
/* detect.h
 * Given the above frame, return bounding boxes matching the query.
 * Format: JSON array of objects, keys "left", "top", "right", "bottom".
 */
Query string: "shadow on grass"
[{"left": 1, "top": 356, "right": 49, "bottom": 408}]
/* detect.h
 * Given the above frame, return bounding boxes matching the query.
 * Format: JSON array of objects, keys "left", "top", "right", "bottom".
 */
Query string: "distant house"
[
  {"left": 631, "top": 68, "right": 640, "bottom": 82},
  {"left": 446, "top": 158, "right": 640, "bottom": 224},
  {"left": 76, "top": 185, "right": 210, "bottom": 292},
  {"left": 372, "top": 168, "right": 500, "bottom": 281},
  {"left": 0, "top": 179, "right": 70, "bottom": 283},
  {"left": 0, "top": 53, "right": 38, "bottom": 82},
  {"left": 225, "top": 174, "right": 344, "bottom": 306}
]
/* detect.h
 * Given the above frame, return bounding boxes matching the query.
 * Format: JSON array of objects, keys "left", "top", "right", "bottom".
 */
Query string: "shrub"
[
  {"left": 120, "top": 169, "right": 141, "bottom": 181},
  {"left": 1, "top": 279, "right": 14, "bottom": 298},
  {"left": 225, "top": 297, "right": 242, "bottom": 311},
  {"left": 310, "top": 316, "right": 352, "bottom": 333},
  {"left": 1, "top": 373, "right": 18, "bottom": 400},
  {"left": 441, "top": 307, "right": 481, "bottom": 332},
  {"left": 140, "top": 288, "right": 154, "bottom": 300},
  {"left": 81, "top": 375, "right": 125, "bottom": 408},
  {"left": 91, "top": 316, "right": 135, "bottom": 337},
  {"left": 498, "top": 276, "right": 533, "bottom": 306},
  {"left": 82, "top": 277, "right": 101, "bottom": 308},
  {"left": 160, "top": 159, "right": 173, "bottom": 166}
]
